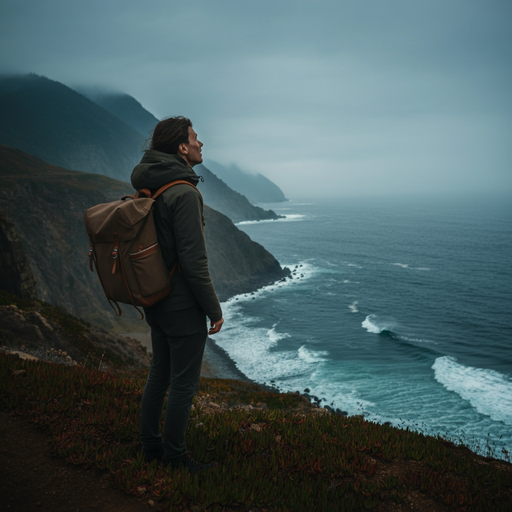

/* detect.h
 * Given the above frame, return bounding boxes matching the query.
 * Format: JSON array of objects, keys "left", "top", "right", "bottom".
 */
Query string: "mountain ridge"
[
  {"left": 0, "top": 73, "right": 284, "bottom": 223},
  {"left": 204, "top": 159, "right": 288, "bottom": 204},
  {"left": 0, "top": 73, "right": 145, "bottom": 181},
  {"left": 74, "top": 87, "right": 160, "bottom": 139}
]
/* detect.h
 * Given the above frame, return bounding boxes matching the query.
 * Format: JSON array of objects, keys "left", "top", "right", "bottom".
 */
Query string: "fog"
[{"left": 1, "top": 0, "right": 511, "bottom": 198}]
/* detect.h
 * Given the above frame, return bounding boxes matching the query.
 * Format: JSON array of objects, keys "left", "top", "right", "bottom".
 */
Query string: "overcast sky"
[{"left": 1, "top": 0, "right": 511, "bottom": 198}]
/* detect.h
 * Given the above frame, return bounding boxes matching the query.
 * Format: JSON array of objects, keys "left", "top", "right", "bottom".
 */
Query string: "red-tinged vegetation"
[{"left": 1, "top": 352, "right": 511, "bottom": 511}]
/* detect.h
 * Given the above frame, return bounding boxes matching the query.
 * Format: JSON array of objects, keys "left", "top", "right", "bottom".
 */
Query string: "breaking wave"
[
  {"left": 236, "top": 214, "right": 305, "bottom": 226},
  {"left": 432, "top": 356, "right": 512, "bottom": 424}
]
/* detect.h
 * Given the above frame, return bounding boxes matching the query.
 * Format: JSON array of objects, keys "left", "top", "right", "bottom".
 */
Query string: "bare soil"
[{"left": 0, "top": 412, "right": 149, "bottom": 512}]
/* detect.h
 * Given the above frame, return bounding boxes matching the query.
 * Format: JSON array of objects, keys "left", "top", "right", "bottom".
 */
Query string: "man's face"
[{"left": 180, "top": 127, "right": 203, "bottom": 167}]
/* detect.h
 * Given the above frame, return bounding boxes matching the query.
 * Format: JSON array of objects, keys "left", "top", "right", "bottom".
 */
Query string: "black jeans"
[{"left": 140, "top": 306, "right": 207, "bottom": 461}]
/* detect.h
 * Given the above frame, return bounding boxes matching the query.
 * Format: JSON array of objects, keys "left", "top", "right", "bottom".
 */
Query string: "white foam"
[
  {"left": 432, "top": 356, "right": 512, "bottom": 424},
  {"left": 298, "top": 346, "right": 329, "bottom": 363},
  {"left": 392, "top": 263, "right": 430, "bottom": 271},
  {"left": 214, "top": 320, "right": 325, "bottom": 384},
  {"left": 224, "top": 262, "right": 316, "bottom": 308},
  {"left": 362, "top": 314, "right": 396, "bottom": 334},
  {"left": 268, "top": 326, "right": 290, "bottom": 345},
  {"left": 236, "top": 214, "right": 305, "bottom": 226},
  {"left": 349, "top": 301, "right": 359, "bottom": 313},
  {"left": 401, "top": 335, "right": 435, "bottom": 344}
]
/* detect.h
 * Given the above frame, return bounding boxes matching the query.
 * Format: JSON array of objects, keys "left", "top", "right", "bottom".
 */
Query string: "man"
[{"left": 131, "top": 116, "right": 224, "bottom": 473}]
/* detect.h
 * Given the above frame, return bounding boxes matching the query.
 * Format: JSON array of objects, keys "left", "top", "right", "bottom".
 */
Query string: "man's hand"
[{"left": 209, "top": 317, "right": 224, "bottom": 335}]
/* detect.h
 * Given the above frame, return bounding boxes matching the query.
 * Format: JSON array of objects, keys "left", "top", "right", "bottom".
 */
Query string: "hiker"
[{"left": 131, "top": 116, "right": 224, "bottom": 473}]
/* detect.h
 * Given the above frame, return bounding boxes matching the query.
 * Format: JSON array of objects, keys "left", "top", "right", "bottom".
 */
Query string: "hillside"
[
  {"left": 198, "top": 164, "right": 282, "bottom": 222},
  {"left": 2, "top": 352, "right": 511, "bottom": 511},
  {"left": 204, "top": 159, "right": 288, "bottom": 204},
  {"left": 0, "top": 74, "right": 145, "bottom": 182},
  {"left": 0, "top": 145, "right": 289, "bottom": 329},
  {"left": 0, "top": 291, "right": 150, "bottom": 370},
  {"left": 0, "top": 74, "right": 283, "bottom": 223},
  {"left": 75, "top": 88, "right": 160, "bottom": 139}
]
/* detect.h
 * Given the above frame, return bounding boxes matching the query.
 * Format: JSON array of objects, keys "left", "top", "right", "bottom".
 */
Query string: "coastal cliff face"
[
  {"left": 204, "top": 160, "right": 288, "bottom": 204},
  {"left": 0, "top": 211, "right": 37, "bottom": 300},
  {"left": 0, "top": 145, "right": 289, "bottom": 328},
  {"left": 197, "top": 164, "right": 282, "bottom": 223},
  {"left": 204, "top": 205, "right": 289, "bottom": 300}
]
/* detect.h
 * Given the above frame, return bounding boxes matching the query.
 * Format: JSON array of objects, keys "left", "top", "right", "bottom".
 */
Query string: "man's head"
[{"left": 150, "top": 116, "right": 203, "bottom": 167}]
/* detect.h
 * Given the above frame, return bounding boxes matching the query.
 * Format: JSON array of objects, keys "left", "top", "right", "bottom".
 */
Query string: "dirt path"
[{"left": 0, "top": 412, "right": 149, "bottom": 512}]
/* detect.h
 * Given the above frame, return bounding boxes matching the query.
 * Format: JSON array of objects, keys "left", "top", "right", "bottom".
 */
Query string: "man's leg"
[
  {"left": 163, "top": 329, "right": 207, "bottom": 462},
  {"left": 140, "top": 306, "right": 207, "bottom": 463},
  {"left": 140, "top": 322, "right": 171, "bottom": 459}
]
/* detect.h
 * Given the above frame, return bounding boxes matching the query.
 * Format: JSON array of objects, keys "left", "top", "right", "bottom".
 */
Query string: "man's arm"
[{"left": 171, "top": 188, "right": 223, "bottom": 324}]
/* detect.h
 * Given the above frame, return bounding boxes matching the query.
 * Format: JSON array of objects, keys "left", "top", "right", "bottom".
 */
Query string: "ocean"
[{"left": 212, "top": 194, "right": 512, "bottom": 459}]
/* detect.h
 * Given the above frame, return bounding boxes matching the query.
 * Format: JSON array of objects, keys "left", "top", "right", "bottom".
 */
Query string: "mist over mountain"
[
  {"left": 204, "top": 160, "right": 287, "bottom": 204},
  {"left": 0, "top": 145, "right": 289, "bottom": 329},
  {"left": 0, "top": 73, "right": 286, "bottom": 224},
  {"left": 0, "top": 74, "right": 145, "bottom": 182},
  {"left": 74, "top": 87, "right": 160, "bottom": 139}
]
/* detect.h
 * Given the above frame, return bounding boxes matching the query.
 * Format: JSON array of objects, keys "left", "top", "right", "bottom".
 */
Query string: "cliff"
[
  {"left": 203, "top": 205, "right": 286, "bottom": 300},
  {"left": 0, "top": 211, "right": 37, "bottom": 301},
  {"left": 197, "top": 164, "right": 282, "bottom": 223},
  {"left": 204, "top": 160, "right": 288, "bottom": 204},
  {"left": 0, "top": 145, "right": 289, "bottom": 329}
]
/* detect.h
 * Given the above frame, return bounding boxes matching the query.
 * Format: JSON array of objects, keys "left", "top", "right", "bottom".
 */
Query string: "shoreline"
[
  {"left": 201, "top": 337, "right": 252, "bottom": 381},
  {"left": 120, "top": 331, "right": 254, "bottom": 382}
]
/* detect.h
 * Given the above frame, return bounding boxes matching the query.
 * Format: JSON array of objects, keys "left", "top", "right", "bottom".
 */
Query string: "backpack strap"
[
  {"left": 88, "top": 232, "right": 124, "bottom": 318},
  {"left": 151, "top": 180, "right": 203, "bottom": 202},
  {"left": 149, "top": 180, "right": 205, "bottom": 225}
]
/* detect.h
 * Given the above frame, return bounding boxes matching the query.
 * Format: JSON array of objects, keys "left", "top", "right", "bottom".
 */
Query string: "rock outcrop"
[{"left": 0, "top": 300, "right": 150, "bottom": 369}]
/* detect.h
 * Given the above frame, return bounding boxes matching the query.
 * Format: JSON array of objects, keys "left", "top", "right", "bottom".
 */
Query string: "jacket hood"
[{"left": 131, "top": 150, "right": 200, "bottom": 192}]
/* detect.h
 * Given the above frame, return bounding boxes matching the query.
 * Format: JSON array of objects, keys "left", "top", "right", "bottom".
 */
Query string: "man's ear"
[{"left": 178, "top": 143, "right": 188, "bottom": 155}]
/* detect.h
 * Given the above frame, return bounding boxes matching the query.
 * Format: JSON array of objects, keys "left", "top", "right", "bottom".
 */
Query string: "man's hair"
[{"left": 150, "top": 116, "right": 192, "bottom": 155}]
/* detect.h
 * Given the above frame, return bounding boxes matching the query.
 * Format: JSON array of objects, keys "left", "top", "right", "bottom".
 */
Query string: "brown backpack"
[{"left": 84, "top": 180, "right": 199, "bottom": 319}]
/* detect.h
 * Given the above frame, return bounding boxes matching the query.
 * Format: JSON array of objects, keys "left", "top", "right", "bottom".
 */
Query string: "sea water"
[{"left": 213, "top": 195, "right": 512, "bottom": 459}]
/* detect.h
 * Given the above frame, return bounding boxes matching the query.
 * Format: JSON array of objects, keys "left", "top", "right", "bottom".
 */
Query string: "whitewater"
[{"left": 212, "top": 195, "right": 512, "bottom": 459}]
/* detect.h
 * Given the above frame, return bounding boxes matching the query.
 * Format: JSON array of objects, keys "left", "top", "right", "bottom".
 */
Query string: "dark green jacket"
[{"left": 131, "top": 150, "right": 222, "bottom": 322}]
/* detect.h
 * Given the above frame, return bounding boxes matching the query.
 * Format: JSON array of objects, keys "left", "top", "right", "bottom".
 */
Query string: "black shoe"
[
  {"left": 143, "top": 449, "right": 164, "bottom": 463},
  {"left": 165, "top": 453, "right": 212, "bottom": 474}
]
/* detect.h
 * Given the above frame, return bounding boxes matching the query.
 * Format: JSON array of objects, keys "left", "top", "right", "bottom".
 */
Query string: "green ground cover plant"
[{"left": 1, "top": 353, "right": 511, "bottom": 511}]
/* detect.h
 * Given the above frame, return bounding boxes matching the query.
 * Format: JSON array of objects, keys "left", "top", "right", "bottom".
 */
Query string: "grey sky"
[{"left": 1, "top": 0, "right": 511, "bottom": 198}]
